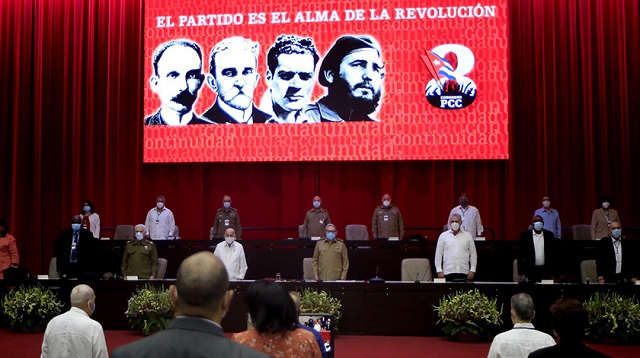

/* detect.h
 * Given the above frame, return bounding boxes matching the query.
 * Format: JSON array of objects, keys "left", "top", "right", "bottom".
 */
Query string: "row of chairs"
[{"left": 47, "top": 257, "right": 168, "bottom": 279}]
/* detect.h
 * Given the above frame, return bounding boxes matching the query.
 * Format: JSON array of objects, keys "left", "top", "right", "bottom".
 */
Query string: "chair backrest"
[
  {"left": 303, "top": 258, "right": 315, "bottom": 280},
  {"left": 210, "top": 226, "right": 215, "bottom": 240},
  {"left": 173, "top": 225, "right": 180, "bottom": 239},
  {"left": 345, "top": 224, "right": 369, "bottom": 241},
  {"left": 580, "top": 259, "right": 597, "bottom": 283},
  {"left": 48, "top": 257, "right": 59, "bottom": 279},
  {"left": 513, "top": 259, "right": 519, "bottom": 282},
  {"left": 573, "top": 224, "right": 592, "bottom": 240},
  {"left": 114, "top": 225, "right": 135, "bottom": 240},
  {"left": 157, "top": 258, "right": 168, "bottom": 279},
  {"left": 401, "top": 258, "right": 432, "bottom": 282},
  {"left": 298, "top": 225, "right": 304, "bottom": 239}
]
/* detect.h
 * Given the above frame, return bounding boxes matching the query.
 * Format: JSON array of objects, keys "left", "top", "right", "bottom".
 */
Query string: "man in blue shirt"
[
  {"left": 289, "top": 291, "right": 328, "bottom": 358},
  {"left": 534, "top": 195, "right": 562, "bottom": 239}
]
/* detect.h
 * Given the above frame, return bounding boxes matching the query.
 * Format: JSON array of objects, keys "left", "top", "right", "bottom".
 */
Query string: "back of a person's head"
[
  {"left": 549, "top": 297, "right": 587, "bottom": 341},
  {"left": 245, "top": 280, "right": 297, "bottom": 334},
  {"left": 511, "top": 293, "right": 535, "bottom": 322},
  {"left": 176, "top": 252, "right": 229, "bottom": 312}
]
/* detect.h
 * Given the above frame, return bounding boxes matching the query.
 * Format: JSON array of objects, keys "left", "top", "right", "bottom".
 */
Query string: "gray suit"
[{"left": 112, "top": 316, "right": 268, "bottom": 358}]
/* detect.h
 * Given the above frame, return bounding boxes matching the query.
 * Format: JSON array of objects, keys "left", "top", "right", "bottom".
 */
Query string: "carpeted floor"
[{"left": 1, "top": 329, "right": 639, "bottom": 357}]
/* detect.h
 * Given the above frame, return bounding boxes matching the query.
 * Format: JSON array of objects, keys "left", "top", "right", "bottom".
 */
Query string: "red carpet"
[{"left": 1, "top": 329, "right": 639, "bottom": 357}]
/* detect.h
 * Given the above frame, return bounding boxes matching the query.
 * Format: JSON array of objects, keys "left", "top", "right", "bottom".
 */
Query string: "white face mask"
[
  {"left": 156, "top": 202, "right": 165, "bottom": 209},
  {"left": 135, "top": 232, "right": 144, "bottom": 241},
  {"left": 602, "top": 202, "right": 610, "bottom": 209},
  {"left": 450, "top": 222, "right": 460, "bottom": 231},
  {"left": 383, "top": 200, "right": 391, "bottom": 207},
  {"left": 225, "top": 236, "right": 235, "bottom": 245},
  {"left": 542, "top": 200, "right": 550, "bottom": 208}
]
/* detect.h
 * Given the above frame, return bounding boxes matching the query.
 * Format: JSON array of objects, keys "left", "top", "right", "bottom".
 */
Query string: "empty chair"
[
  {"left": 345, "top": 224, "right": 369, "bottom": 241},
  {"left": 572, "top": 224, "right": 591, "bottom": 240},
  {"left": 48, "top": 257, "right": 59, "bottom": 279},
  {"left": 173, "top": 225, "right": 179, "bottom": 239},
  {"left": 156, "top": 258, "right": 168, "bottom": 279},
  {"left": 401, "top": 258, "right": 432, "bottom": 282},
  {"left": 114, "top": 225, "right": 135, "bottom": 240},
  {"left": 303, "top": 257, "right": 315, "bottom": 280},
  {"left": 298, "top": 224, "right": 305, "bottom": 239},
  {"left": 513, "top": 259, "right": 519, "bottom": 282},
  {"left": 580, "top": 260, "right": 597, "bottom": 283},
  {"left": 210, "top": 226, "right": 215, "bottom": 240}
]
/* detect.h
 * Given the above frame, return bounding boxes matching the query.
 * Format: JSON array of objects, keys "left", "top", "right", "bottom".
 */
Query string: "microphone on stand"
[{"left": 369, "top": 266, "right": 385, "bottom": 283}]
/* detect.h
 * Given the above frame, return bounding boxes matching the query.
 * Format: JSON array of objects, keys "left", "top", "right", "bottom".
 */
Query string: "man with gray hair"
[
  {"left": 202, "top": 36, "right": 272, "bottom": 124},
  {"left": 41, "top": 284, "right": 108, "bottom": 358},
  {"left": 435, "top": 213, "right": 477, "bottom": 281},
  {"left": 121, "top": 224, "right": 158, "bottom": 279},
  {"left": 487, "top": 293, "right": 555, "bottom": 358}
]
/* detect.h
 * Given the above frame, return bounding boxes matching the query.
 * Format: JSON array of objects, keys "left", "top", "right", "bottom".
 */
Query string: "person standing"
[
  {"left": 371, "top": 193, "right": 404, "bottom": 239},
  {"left": 435, "top": 214, "right": 477, "bottom": 281},
  {"left": 212, "top": 195, "right": 242, "bottom": 240},
  {"left": 80, "top": 200, "right": 101, "bottom": 239},
  {"left": 590, "top": 196, "right": 620, "bottom": 240},
  {"left": 447, "top": 193, "right": 483, "bottom": 238},
  {"left": 145, "top": 195, "right": 176, "bottom": 240},
  {"left": 55, "top": 215, "right": 98, "bottom": 279},
  {"left": 596, "top": 221, "right": 638, "bottom": 284},
  {"left": 302, "top": 196, "right": 331, "bottom": 239},
  {"left": 0, "top": 219, "right": 19, "bottom": 279},
  {"left": 41, "top": 284, "right": 108, "bottom": 358},
  {"left": 518, "top": 215, "right": 557, "bottom": 282},
  {"left": 533, "top": 195, "right": 562, "bottom": 239},
  {"left": 312, "top": 224, "right": 348, "bottom": 281},
  {"left": 121, "top": 224, "right": 159, "bottom": 279},
  {"left": 213, "top": 228, "right": 248, "bottom": 280}
]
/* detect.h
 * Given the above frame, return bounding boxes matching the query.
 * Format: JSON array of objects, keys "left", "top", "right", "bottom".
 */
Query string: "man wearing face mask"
[
  {"left": 55, "top": 215, "right": 98, "bottom": 279},
  {"left": 212, "top": 195, "right": 242, "bottom": 240},
  {"left": 517, "top": 215, "right": 557, "bottom": 282},
  {"left": 121, "top": 224, "right": 158, "bottom": 279},
  {"left": 41, "top": 284, "right": 107, "bottom": 358},
  {"left": 302, "top": 196, "right": 331, "bottom": 239},
  {"left": 213, "top": 228, "right": 247, "bottom": 280},
  {"left": 312, "top": 224, "right": 349, "bottom": 281},
  {"left": 590, "top": 195, "right": 620, "bottom": 240},
  {"left": 435, "top": 214, "right": 477, "bottom": 281},
  {"left": 596, "top": 222, "right": 637, "bottom": 284},
  {"left": 533, "top": 195, "right": 562, "bottom": 239},
  {"left": 145, "top": 195, "right": 176, "bottom": 240},
  {"left": 447, "top": 193, "right": 483, "bottom": 238},
  {"left": 372, "top": 193, "right": 404, "bottom": 240}
]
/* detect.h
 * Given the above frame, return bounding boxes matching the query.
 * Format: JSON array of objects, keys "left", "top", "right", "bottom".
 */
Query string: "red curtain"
[{"left": 1, "top": 0, "right": 639, "bottom": 273}]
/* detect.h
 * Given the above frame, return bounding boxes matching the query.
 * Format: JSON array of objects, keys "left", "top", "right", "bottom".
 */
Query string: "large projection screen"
[{"left": 143, "top": 0, "right": 509, "bottom": 162}]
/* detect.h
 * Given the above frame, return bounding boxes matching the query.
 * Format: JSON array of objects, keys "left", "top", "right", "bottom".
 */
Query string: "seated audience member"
[
  {"left": 590, "top": 196, "right": 619, "bottom": 240},
  {"left": 289, "top": 291, "right": 328, "bottom": 358},
  {"left": 435, "top": 214, "right": 477, "bottom": 281},
  {"left": 533, "top": 195, "right": 561, "bottom": 239},
  {"left": 80, "top": 200, "right": 101, "bottom": 239},
  {"left": 487, "top": 293, "right": 555, "bottom": 358},
  {"left": 121, "top": 224, "right": 158, "bottom": 279},
  {"left": 312, "top": 224, "right": 349, "bottom": 281},
  {"left": 113, "top": 252, "right": 268, "bottom": 358},
  {"left": 213, "top": 228, "right": 248, "bottom": 280},
  {"left": 518, "top": 215, "right": 557, "bottom": 282},
  {"left": 145, "top": 195, "right": 176, "bottom": 240},
  {"left": 596, "top": 221, "right": 637, "bottom": 284},
  {"left": 41, "top": 284, "right": 108, "bottom": 358},
  {"left": 232, "top": 281, "right": 322, "bottom": 358},
  {"left": 0, "top": 218, "right": 20, "bottom": 279},
  {"left": 55, "top": 215, "right": 99, "bottom": 279},
  {"left": 529, "top": 298, "right": 609, "bottom": 358}
]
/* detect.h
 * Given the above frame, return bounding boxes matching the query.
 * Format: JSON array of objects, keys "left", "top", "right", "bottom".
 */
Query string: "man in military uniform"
[
  {"left": 121, "top": 224, "right": 158, "bottom": 279},
  {"left": 372, "top": 194, "right": 404, "bottom": 239},
  {"left": 212, "top": 195, "right": 242, "bottom": 240},
  {"left": 302, "top": 196, "right": 331, "bottom": 239},
  {"left": 312, "top": 224, "right": 348, "bottom": 281}
]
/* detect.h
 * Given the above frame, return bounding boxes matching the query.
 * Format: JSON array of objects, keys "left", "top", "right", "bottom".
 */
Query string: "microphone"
[
  {"left": 369, "top": 266, "right": 385, "bottom": 283},
  {"left": 415, "top": 272, "right": 421, "bottom": 284}
]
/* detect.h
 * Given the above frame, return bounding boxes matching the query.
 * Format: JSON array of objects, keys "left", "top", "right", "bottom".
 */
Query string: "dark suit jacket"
[
  {"left": 529, "top": 340, "right": 609, "bottom": 358},
  {"left": 54, "top": 228, "right": 98, "bottom": 277},
  {"left": 112, "top": 316, "right": 268, "bottom": 358},
  {"left": 518, "top": 229, "right": 556, "bottom": 277},
  {"left": 145, "top": 110, "right": 212, "bottom": 125},
  {"left": 202, "top": 101, "right": 271, "bottom": 124},
  {"left": 596, "top": 237, "right": 638, "bottom": 282}
]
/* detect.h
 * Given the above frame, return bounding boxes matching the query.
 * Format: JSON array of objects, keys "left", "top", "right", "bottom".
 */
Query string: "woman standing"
[
  {"left": 0, "top": 219, "right": 19, "bottom": 279},
  {"left": 81, "top": 200, "right": 101, "bottom": 238}
]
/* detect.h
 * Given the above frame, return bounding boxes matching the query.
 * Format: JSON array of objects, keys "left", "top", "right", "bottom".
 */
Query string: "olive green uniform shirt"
[
  {"left": 313, "top": 238, "right": 349, "bottom": 280},
  {"left": 121, "top": 239, "right": 158, "bottom": 278},
  {"left": 372, "top": 205, "right": 404, "bottom": 239},
  {"left": 213, "top": 207, "right": 242, "bottom": 239},
  {"left": 303, "top": 208, "right": 331, "bottom": 238}
]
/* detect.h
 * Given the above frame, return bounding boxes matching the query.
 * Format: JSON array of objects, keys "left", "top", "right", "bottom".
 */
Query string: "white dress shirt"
[
  {"left": 41, "top": 307, "right": 108, "bottom": 358},
  {"left": 213, "top": 240, "right": 248, "bottom": 280},
  {"left": 79, "top": 213, "right": 101, "bottom": 239},
  {"left": 448, "top": 205, "right": 484, "bottom": 237},
  {"left": 532, "top": 231, "right": 545, "bottom": 266},
  {"left": 487, "top": 322, "right": 556, "bottom": 358},
  {"left": 145, "top": 207, "right": 175, "bottom": 240},
  {"left": 435, "top": 230, "right": 478, "bottom": 274},
  {"left": 612, "top": 238, "right": 622, "bottom": 274}
]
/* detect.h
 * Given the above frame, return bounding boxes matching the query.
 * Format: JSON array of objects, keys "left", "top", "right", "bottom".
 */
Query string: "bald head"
[
  {"left": 175, "top": 252, "right": 229, "bottom": 312},
  {"left": 70, "top": 284, "right": 95, "bottom": 312},
  {"left": 71, "top": 215, "right": 83, "bottom": 224}
]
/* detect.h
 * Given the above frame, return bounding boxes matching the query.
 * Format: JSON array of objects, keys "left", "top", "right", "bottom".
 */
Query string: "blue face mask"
[
  {"left": 71, "top": 223, "right": 81, "bottom": 232},
  {"left": 313, "top": 201, "right": 321, "bottom": 209},
  {"left": 612, "top": 229, "right": 622, "bottom": 239},
  {"left": 135, "top": 232, "right": 144, "bottom": 241},
  {"left": 326, "top": 232, "right": 336, "bottom": 240},
  {"left": 223, "top": 202, "right": 231, "bottom": 209},
  {"left": 83, "top": 205, "right": 91, "bottom": 213},
  {"left": 533, "top": 221, "right": 544, "bottom": 232}
]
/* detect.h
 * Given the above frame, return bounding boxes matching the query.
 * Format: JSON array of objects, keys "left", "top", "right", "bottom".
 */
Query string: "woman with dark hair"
[
  {"left": 81, "top": 200, "right": 101, "bottom": 238},
  {"left": 0, "top": 219, "right": 20, "bottom": 279},
  {"left": 232, "top": 281, "right": 321, "bottom": 358}
]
